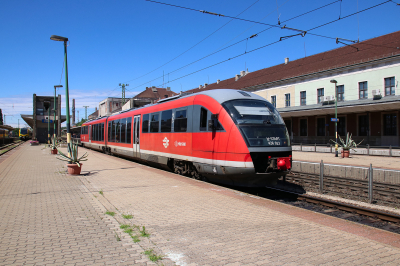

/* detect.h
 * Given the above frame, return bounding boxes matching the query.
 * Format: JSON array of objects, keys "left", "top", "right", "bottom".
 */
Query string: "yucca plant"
[
  {"left": 56, "top": 143, "right": 88, "bottom": 167},
  {"left": 50, "top": 136, "right": 59, "bottom": 150},
  {"left": 331, "top": 133, "right": 363, "bottom": 151}
]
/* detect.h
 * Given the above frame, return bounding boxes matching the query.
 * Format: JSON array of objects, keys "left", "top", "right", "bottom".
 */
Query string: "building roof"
[
  {"left": 88, "top": 110, "right": 98, "bottom": 118},
  {"left": 134, "top": 87, "right": 178, "bottom": 100},
  {"left": 185, "top": 30, "right": 400, "bottom": 93}
]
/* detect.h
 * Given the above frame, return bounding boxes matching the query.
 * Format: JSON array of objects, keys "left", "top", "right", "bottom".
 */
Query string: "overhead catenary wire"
[
  {"left": 112, "top": 0, "right": 395, "bottom": 98},
  {"left": 151, "top": 0, "right": 395, "bottom": 88},
  {"left": 123, "top": 0, "right": 341, "bottom": 94},
  {"left": 123, "top": 0, "right": 260, "bottom": 84}
]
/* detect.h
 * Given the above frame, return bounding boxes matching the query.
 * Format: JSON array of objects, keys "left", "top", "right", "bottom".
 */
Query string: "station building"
[
  {"left": 185, "top": 30, "right": 400, "bottom": 146},
  {"left": 21, "top": 94, "right": 66, "bottom": 143}
]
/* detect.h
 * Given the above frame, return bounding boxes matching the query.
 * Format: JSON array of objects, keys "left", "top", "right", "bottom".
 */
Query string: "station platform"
[{"left": 1, "top": 143, "right": 400, "bottom": 265}]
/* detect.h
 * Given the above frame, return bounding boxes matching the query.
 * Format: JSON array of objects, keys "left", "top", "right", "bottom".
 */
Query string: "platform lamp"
[
  {"left": 53, "top": 85, "right": 63, "bottom": 140},
  {"left": 330, "top": 79, "right": 338, "bottom": 157},
  {"left": 50, "top": 35, "right": 71, "bottom": 156}
]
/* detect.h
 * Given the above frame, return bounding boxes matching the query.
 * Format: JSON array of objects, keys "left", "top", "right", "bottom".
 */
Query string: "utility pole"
[
  {"left": 83, "top": 106, "right": 89, "bottom": 120},
  {"left": 119, "top": 83, "right": 129, "bottom": 106}
]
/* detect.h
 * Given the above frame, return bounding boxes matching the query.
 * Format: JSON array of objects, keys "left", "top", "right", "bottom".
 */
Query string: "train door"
[{"left": 133, "top": 115, "right": 141, "bottom": 158}]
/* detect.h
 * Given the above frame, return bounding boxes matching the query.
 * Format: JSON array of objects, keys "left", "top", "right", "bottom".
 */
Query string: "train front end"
[{"left": 199, "top": 90, "right": 291, "bottom": 187}]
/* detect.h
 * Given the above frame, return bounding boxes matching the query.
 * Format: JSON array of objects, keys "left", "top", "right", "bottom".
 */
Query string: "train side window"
[
  {"left": 174, "top": 109, "right": 187, "bottom": 132},
  {"left": 208, "top": 114, "right": 224, "bottom": 131},
  {"left": 127, "top": 117, "right": 132, "bottom": 144},
  {"left": 116, "top": 120, "right": 121, "bottom": 142},
  {"left": 200, "top": 108, "right": 207, "bottom": 131},
  {"left": 142, "top": 114, "right": 149, "bottom": 133},
  {"left": 101, "top": 123, "right": 104, "bottom": 141},
  {"left": 150, "top": 113, "right": 160, "bottom": 132},
  {"left": 108, "top": 121, "right": 112, "bottom": 141},
  {"left": 161, "top": 110, "right": 172, "bottom": 132},
  {"left": 121, "top": 118, "right": 126, "bottom": 143}
]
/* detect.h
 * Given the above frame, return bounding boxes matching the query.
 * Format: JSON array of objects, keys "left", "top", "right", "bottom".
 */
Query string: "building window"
[
  {"left": 359, "top": 81, "right": 368, "bottom": 99},
  {"left": 338, "top": 117, "right": 346, "bottom": 136},
  {"left": 317, "top": 88, "right": 324, "bottom": 103},
  {"left": 285, "top": 93, "right": 290, "bottom": 107},
  {"left": 384, "top": 114, "right": 397, "bottom": 136},
  {"left": 358, "top": 115, "right": 368, "bottom": 136},
  {"left": 385, "top": 77, "right": 395, "bottom": 96},
  {"left": 300, "top": 119, "right": 307, "bottom": 136},
  {"left": 300, "top": 91, "right": 306, "bottom": 106},
  {"left": 317, "top": 118, "right": 325, "bottom": 136},
  {"left": 271, "top": 96, "right": 276, "bottom": 107},
  {"left": 337, "top": 85, "right": 344, "bottom": 101}
]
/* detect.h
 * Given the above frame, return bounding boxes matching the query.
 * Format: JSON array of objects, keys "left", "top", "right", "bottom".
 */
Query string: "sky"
[{"left": 1, "top": 0, "right": 399, "bottom": 128}]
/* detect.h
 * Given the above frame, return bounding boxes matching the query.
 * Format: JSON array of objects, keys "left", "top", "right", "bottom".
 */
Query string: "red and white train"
[{"left": 81, "top": 89, "right": 292, "bottom": 187}]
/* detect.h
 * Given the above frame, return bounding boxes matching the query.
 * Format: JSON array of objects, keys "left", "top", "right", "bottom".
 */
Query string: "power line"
[
  {"left": 152, "top": 0, "right": 394, "bottom": 88},
  {"left": 124, "top": 0, "right": 260, "bottom": 84},
  {"left": 125, "top": 0, "right": 342, "bottom": 93}
]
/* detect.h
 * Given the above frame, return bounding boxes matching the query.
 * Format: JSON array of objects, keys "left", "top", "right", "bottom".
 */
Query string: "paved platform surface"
[
  {"left": 1, "top": 143, "right": 400, "bottom": 265},
  {"left": 293, "top": 151, "right": 400, "bottom": 170}
]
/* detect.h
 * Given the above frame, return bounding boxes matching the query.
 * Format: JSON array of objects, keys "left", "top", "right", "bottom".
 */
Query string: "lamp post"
[
  {"left": 50, "top": 35, "right": 70, "bottom": 155},
  {"left": 330, "top": 79, "right": 338, "bottom": 157},
  {"left": 54, "top": 85, "right": 63, "bottom": 140}
]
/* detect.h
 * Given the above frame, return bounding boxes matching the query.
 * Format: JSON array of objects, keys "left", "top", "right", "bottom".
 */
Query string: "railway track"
[
  {"left": 0, "top": 141, "right": 24, "bottom": 156},
  {"left": 285, "top": 171, "right": 400, "bottom": 206}
]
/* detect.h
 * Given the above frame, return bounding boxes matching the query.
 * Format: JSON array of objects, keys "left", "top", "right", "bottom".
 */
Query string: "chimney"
[
  {"left": 199, "top": 85, "right": 203, "bottom": 89},
  {"left": 166, "top": 87, "right": 171, "bottom": 91},
  {"left": 95, "top": 107, "right": 97, "bottom": 111},
  {"left": 217, "top": 79, "right": 220, "bottom": 84},
  {"left": 152, "top": 87, "right": 158, "bottom": 92},
  {"left": 285, "top": 57, "right": 289, "bottom": 64},
  {"left": 240, "top": 70, "right": 246, "bottom": 77},
  {"left": 235, "top": 74, "right": 241, "bottom": 81},
  {"left": 204, "top": 83, "right": 208, "bottom": 88}
]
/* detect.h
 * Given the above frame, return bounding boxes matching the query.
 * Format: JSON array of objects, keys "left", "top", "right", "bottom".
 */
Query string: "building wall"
[
  {"left": 293, "top": 61, "right": 400, "bottom": 106},
  {"left": 253, "top": 85, "right": 295, "bottom": 107}
]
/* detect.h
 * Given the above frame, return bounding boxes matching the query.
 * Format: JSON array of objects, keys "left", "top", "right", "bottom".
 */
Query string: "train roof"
[{"left": 106, "top": 89, "right": 269, "bottom": 119}]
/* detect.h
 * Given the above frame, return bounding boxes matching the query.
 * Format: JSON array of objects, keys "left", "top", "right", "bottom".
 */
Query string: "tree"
[
  {"left": 75, "top": 118, "right": 87, "bottom": 127},
  {"left": 0, "top": 109, "right": 3, "bottom": 125}
]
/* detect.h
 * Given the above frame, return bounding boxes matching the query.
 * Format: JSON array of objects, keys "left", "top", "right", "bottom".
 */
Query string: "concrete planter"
[{"left": 67, "top": 163, "right": 82, "bottom": 175}]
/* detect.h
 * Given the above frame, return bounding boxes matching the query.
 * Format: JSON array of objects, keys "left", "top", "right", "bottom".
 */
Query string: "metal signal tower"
[{"left": 119, "top": 83, "right": 129, "bottom": 105}]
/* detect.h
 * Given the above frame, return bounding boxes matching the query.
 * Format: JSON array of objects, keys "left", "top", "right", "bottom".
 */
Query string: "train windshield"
[
  {"left": 20, "top": 128, "right": 28, "bottom": 134},
  {"left": 222, "top": 99, "right": 290, "bottom": 147}
]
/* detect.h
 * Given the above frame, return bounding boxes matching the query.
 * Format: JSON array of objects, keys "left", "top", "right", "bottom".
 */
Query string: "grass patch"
[
  {"left": 122, "top": 214, "right": 133, "bottom": 219},
  {"left": 120, "top": 224, "right": 130, "bottom": 229},
  {"left": 131, "top": 234, "right": 140, "bottom": 243},
  {"left": 143, "top": 249, "right": 163, "bottom": 262},
  {"left": 124, "top": 228, "right": 133, "bottom": 234},
  {"left": 140, "top": 226, "right": 150, "bottom": 237},
  {"left": 105, "top": 211, "right": 115, "bottom": 216},
  {"left": 99, "top": 189, "right": 103, "bottom": 195}
]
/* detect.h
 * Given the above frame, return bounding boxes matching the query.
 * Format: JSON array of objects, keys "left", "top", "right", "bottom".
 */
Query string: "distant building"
[
  {"left": 88, "top": 107, "right": 98, "bottom": 120},
  {"left": 184, "top": 31, "right": 400, "bottom": 146},
  {"left": 122, "top": 87, "right": 178, "bottom": 110},
  {"left": 21, "top": 94, "right": 66, "bottom": 143},
  {"left": 98, "top": 97, "right": 123, "bottom": 117}
]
